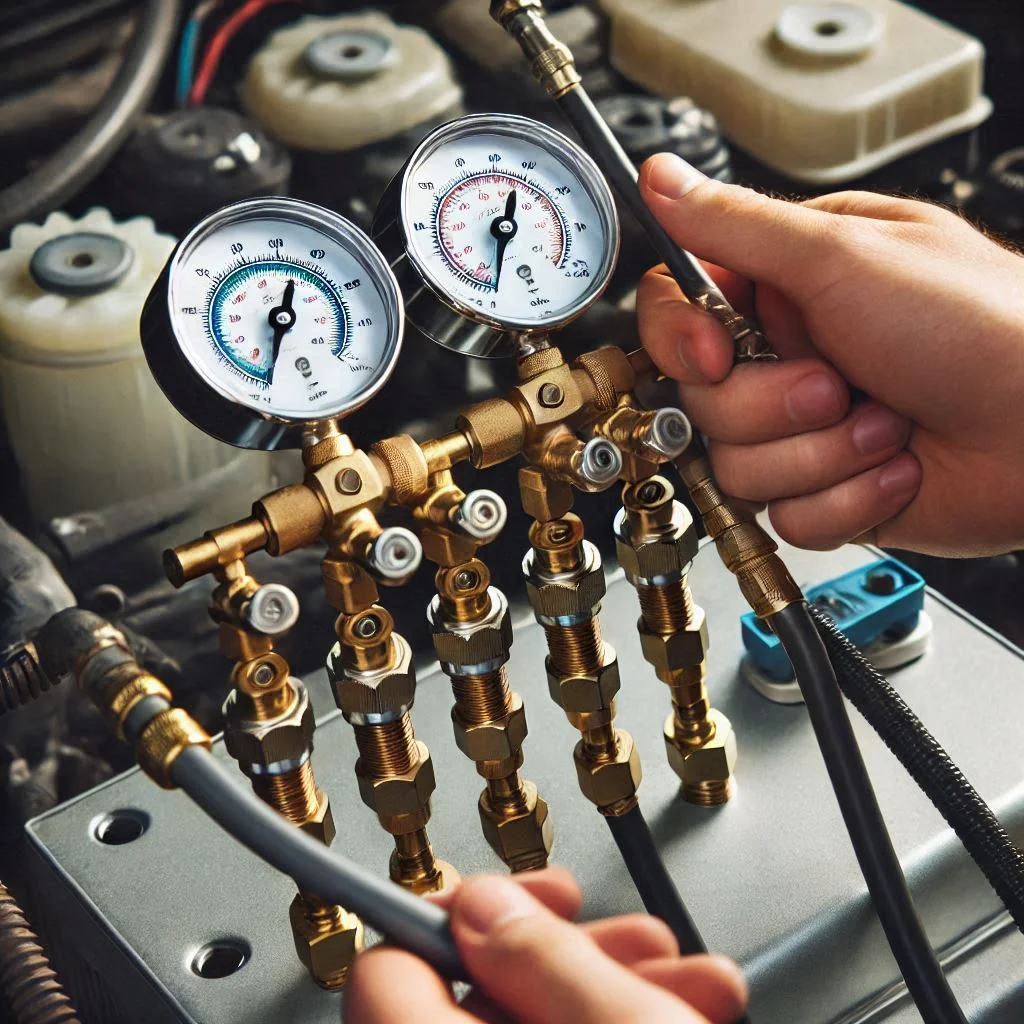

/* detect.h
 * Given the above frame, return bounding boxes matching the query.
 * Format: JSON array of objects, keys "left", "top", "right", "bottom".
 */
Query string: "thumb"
[
  {"left": 450, "top": 876, "right": 710, "bottom": 1024},
  {"left": 639, "top": 153, "right": 845, "bottom": 301}
]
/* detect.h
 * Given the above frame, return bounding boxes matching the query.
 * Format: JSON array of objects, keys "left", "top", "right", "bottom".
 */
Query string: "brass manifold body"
[
  {"left": 209, "top": 565, "right": 362, "bottom": 990},
  {"left": 163, "top": 341, "right": 755, "bottom": 892}
]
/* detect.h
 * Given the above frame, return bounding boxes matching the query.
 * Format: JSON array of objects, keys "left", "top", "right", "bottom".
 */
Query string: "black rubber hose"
[
  {"left": 772, "top": 602, "right": 966, "bottom": 1024},
  {"left": 555, "top": 86, "right": 726, "bottom": 308},
  {"left": 0, "top": 0, "right": 180, "bottom": 234},
  {"left": 169, "top": 746, "right": 466, "bottom": 982},
  {"left": 809, "top": 602, "right": 1024, "bottom": 934},
  {"left": 605, "top": 806, "right": 707, "bottom": 955}
]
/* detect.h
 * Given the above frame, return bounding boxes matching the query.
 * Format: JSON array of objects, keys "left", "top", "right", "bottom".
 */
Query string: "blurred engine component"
[
  {"left": 596, "top": 94, "right": 731, "bottom": 180},
  {"left": 103, "top": 106, "right": 291, "bottom": 238},
  {"left": 0, "top": 208, "right": 271, "bottom": 557},
  {"left": 598, "top": 0, "right": 992, "bottom": 184}
]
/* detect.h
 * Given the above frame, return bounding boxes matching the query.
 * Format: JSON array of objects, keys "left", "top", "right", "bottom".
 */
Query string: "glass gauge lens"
[
  {"left": 163, "top": 197, "right": 402, "bottom": 424},
  {"left": 400, "top": 114, "right": 618, "bottom": 332}
]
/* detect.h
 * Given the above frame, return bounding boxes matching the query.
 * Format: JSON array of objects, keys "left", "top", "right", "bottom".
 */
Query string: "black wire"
[
  {"left": 0, "top": 0, "right": 180, "bottom": 234},
  {"left": 170, "top": 746, "right": 466, "bottom": 981},
  {"left": 605, "top": 806, "right": 707, "bottom": 955},
  {"left": 772, "top": 603, "right": 966, "bottom": 1024},
  {"left": 809, "top": 602, "right": 1024, "bottom": 934}
]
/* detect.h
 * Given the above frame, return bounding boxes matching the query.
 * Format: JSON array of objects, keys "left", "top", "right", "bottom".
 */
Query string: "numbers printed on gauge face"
[
  {"left": 169, "top": 211, "right": 396, "bottom": 421},
  {"left": 403, "top": 128, "right": 613, "bottom": 328}
]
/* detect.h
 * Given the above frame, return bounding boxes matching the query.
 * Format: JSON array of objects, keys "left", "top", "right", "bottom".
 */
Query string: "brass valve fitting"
[
  {"left": 289, "top": 896, "right": 363, "bottom": 992},
  {"left": 429, "top": 560, "right": 551, "bottom": 872},
  {"left": 524, "top": 513, "right": 641, "bottom": 816},
  {"left": 327, "top": 629, "right": 416, "bottom": 720},
  {"left": 618, "top": 476, "right": 736, "bottom": 805},
  {"left": 223, "top": 680, "right": 315, "bottom": 774}
]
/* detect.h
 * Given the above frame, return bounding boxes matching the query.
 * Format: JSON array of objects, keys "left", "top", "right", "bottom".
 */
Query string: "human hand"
[
  {"left": 637, "top": 153, "right": 1024, "bottom": 556},
  {"left": 346, "top": 867, "right": 747, "bottom": 1023}
]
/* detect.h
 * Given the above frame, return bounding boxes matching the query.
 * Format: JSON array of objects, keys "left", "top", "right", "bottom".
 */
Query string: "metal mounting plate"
[{"left": 24, "top": 540, "right": 1024, "bottom": 1023}]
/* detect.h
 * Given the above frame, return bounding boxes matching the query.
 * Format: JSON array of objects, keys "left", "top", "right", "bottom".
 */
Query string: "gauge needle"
[
  {"left": 489, "top": 189, "right": 518, "bottom": 290},
  {"left": 266, "top": 278, "right": 296, "bottom": 383}
]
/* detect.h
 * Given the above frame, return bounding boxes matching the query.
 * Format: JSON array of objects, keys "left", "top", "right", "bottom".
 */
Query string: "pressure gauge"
[
  {"left": 142, "top": 197, "right": 403, "bottom": 449},
  {"left": 373, "top": 114, "right": 619, "bottom": 358}
]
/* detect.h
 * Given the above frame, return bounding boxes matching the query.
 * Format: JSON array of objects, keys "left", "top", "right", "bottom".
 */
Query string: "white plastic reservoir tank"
[
  {"left": 0, "top": 208, "right": 270, "bottom": 536},
  {"left": 598, "top": 0, "right": 992, "bottom": 184}
]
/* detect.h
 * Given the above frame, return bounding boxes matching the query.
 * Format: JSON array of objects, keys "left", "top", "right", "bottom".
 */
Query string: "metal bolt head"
[
  {"left": 456, "top": 490, "right": 508, "bottom": 541},
  {"left": 455, "top": 569, "right": 480, "bottom": 591},
  {"left": 336, "top": 468, "right": 362, "bottom": 494},
  {"left": 579, "top": 438, "right": 622, "bottom": 487},
  {"left": 354, "top": 614, "right": 380, "bottom": 639},
  {"left": 244, "top": 583, "right": 300, "bottom": 636},
  {"left": 252, "top": 663, "right": 276, "bottom": 687},
  {"left": 645, "top": 408, "right": 693, "bottom": 458},
  {"left": 538, "top": 382, "right": 564, "bottom": 407},
  {"left": 369, "top": 527, "right": 422, "bottom": 580}
]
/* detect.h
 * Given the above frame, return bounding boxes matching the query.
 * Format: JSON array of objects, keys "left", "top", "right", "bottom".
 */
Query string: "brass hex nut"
[
  {"left": 574, "top": 730, "right": 642, "bottom": 809},
  {"left": 547, "top": 650, "right": 621, "bottom": 713},
  {"left": 321, "top": 558, "right": 378, "bottom": 614},
  {"left": 329, "top": 635, "right": 416, "bottom": 718},
  {"left": 356, "top": 740, "right": 436, "bottom": 818},
  {"left": 223, "top": 683, "right": 314, "bottom": 768},
  {"left": 429, "top": 590, "right": 512, "bottom": 669},
  {"left": 452, "top": 696, "right": 528, "bottom": 762},
  {"left": 298, "top": 786, "right": 337, "bottom": 848},
  {"left": 665, "top": 708, "right": 737, "bottom": 790},
  {"left": 525, "top": 542, "right": 606, "bottom": 618},
  {"left": 615, "top": 506, "right": 699, "bottom": 583},
  {"left": 479, "top": 781, "right": 553, "bottom": 871},
  {"left": 518, "top": 466, "right": 574, "bottom": 523},
  {"left": 289, "top": 894, "right": 364, "bottom": 991},
  {"left": 637, "top": 609, "right": 709, "bottom": 672}
]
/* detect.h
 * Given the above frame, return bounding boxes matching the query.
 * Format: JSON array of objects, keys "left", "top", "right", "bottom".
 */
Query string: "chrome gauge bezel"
[
  {"left": 372, "top": 113, "right": 620, "bottom": 359},
  {"left": 142, "top": 197, "right": 404, "bottom": 450}
]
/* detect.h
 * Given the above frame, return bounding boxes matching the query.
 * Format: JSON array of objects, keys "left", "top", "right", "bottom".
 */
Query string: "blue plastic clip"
[{"left": 741, "top": 557, "right": 926, "bottom": 681}]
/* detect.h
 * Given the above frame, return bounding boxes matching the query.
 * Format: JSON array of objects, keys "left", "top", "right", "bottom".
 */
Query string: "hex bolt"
[
  {"left": 579, "top": 438, "right": 623, "bottom": 487},
  {"left": 336, "top": 468, "right": 362, "bottom": 494},
  {"left": 643, "top": 408, "right": 693, "bottom": 459},
  {"left": 244, "top": 583, "right": 300, "bottom": 636},
  {"left": 369, "top": 527, "right": 422, "bottom": 580},
  {"left": 538, "top": 382, "right": 564, "bottom": 408},
  {"left": 864, "top": 569, "right": 898, "bottom": 596},
  {"left": 455, "top": 490, "right": 508, "bottom": 540}
]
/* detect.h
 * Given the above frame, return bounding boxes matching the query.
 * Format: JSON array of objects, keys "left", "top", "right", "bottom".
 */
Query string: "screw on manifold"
[{"left": 538, "top": 382, "right": 564, "bottom": 407}]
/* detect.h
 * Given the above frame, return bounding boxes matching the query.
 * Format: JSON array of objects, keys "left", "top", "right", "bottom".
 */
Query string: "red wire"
[{"left": 188, "top": 0, "right": 296, "bottom": 107}]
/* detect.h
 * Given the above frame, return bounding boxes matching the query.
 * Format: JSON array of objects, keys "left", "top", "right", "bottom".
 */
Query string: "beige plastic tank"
[
  {"left": 0, "top": 208, "right": 269, "bottom": 537},
  {"left": 240, "top": 11, "right": 463, "bottom": 152},
  {"left": 598, "top": 0, "right": 991, "bottom": 183}
]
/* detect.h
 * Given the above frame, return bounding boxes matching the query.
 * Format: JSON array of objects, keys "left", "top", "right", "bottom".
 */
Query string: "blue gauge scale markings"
[
  {"left": 430, "top": 166, "right": 574, "bottom": 293},
  {"left": 204, "top": 256, "right": 350, "bottom": 387}
]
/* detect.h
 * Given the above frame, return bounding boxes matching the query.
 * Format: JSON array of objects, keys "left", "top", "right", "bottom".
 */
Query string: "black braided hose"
[
  {"left": 809, "top": 602, "right": 1024, "bottom": 935},
  {"left": 0, "top": 882, "right": 80, "bottom": 1024}
]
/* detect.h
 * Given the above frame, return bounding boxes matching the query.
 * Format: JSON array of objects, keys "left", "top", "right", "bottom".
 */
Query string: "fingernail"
[
  {"left": 852, "top": 405, "right": 907, "bottom": 455},
  {"left": 644, "top": 153, "right": 707, "bottom": 200},
  {"left": 785, "top": 373, "right": 843, "bottom": 425},
  {"left": 456, "top": 877, "right": 538, "bottom": 938},
  {"left": 879, "top": 456, "right": 921, "bottom": 494},
  {"left": 675, "top": 337, "right": 706, "bottom": 382}
]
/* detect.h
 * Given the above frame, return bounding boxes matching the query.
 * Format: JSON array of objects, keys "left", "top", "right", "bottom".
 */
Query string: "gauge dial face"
[
  {"left": 401, "top": 116, "right": 618, "bottom": 332},
  {"left": 167, "top": 199, "right": 402, "bottom": 422}
]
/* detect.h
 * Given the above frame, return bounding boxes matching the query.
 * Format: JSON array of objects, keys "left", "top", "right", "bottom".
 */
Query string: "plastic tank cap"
[
  {"left": 29, "top": 233, "right": 135, "bottom": 296},
  {"left": 775, "top": 2, "right": 885, "bottom": 59},
  {"left": 304, "top": 29, "right": 398, "bottom": 81}
]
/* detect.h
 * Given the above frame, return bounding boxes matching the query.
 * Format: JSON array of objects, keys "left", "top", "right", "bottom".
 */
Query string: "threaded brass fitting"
[
  {"left": 289, "top": 893, "right": 364, "bottom": 991},
  {"left": 619, "top": 476, "right": 736, "bottom": 805}
]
